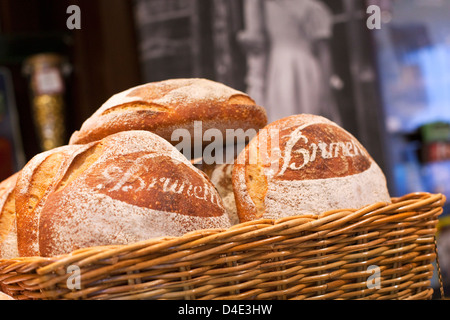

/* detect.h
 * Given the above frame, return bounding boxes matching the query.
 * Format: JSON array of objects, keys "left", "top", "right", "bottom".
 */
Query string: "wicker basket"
[{"left": 0, "top": 192, "right": 446, "bottom": 300}]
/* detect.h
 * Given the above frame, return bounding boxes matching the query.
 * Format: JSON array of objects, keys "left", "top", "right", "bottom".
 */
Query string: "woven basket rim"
[
  {"left": 0, "top": 192, "right": 446, "bottom": 300},
  {"left": 0, "top": 192, "right": 443, "bottom": 262}
]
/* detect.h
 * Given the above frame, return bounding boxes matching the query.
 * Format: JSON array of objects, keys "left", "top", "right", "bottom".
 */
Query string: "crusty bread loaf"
[
  {"left": 0, "top": 172, "right": 19, "bottom": 259},
  {"left": 232, "top": 114, "right": 391, "bottom": 222},
  {"left": 16, "top": 130, "right": 231, "bottom": 257},
  {"left": 69, "top": 78, "right": 267, "bottom": 150}
]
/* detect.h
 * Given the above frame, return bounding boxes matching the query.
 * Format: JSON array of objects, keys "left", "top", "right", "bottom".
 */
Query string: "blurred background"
[{"left": 0, "top": 0, "right": 449, "bottom": 296}]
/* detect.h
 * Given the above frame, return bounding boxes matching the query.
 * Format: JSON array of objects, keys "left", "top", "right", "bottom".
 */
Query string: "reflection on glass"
[{"left": 373, "top": 0, "right": 450, "bottom": 133}]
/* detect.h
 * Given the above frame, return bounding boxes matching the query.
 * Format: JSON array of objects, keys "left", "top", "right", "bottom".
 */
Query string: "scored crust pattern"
[{"left": 69, "top": 78, "right": 267, "bottom": 147}]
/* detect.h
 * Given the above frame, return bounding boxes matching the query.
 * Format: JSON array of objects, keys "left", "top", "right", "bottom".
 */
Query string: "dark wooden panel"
[{"left": 0, "top": 0, "right": 141, "bottom": 160}]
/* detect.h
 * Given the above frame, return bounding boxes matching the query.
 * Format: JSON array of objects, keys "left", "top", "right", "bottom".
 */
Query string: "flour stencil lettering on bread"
[
  {"left": 232, "top": 114, "right": 391, "bottom": 222},
  {"left": 16, "top": 130, "right": 231, "bottom": 257}
]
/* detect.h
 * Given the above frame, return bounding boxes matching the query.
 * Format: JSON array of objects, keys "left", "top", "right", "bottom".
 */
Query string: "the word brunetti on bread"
[
  {"left": 0, "top": 172, "right": 19, "bottom": 259},
  {"left": 232, "top": 114, "right": 391, "bottom": 222},
  {"left": 68, "top": 78, "right": 267, "bottom": 153},
  {"left": 15, "top": 130, "right": 231, "bottom": 257}
]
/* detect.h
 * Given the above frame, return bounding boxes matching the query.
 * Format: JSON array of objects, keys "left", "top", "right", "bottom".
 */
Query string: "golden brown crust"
[
  {"left": 232, "top": 114, "right": 391, "bottom": 222},
  {"left": 15, "top": 144, "right": 91, "bottom": 257},
  {"left": 16, "top": 130, "right": 230, "bottom": 257},
  {"left": 0, "top": 172, "right": 19, "bottom": 259},
  {"left": 232, "top": 148, "right": 268, "bottom": 222},
  {"left": 69, "top": 78, "right": 267, "bottom": 148}
]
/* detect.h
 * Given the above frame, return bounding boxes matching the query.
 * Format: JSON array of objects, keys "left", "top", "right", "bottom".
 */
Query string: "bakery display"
[
  {"left": 0, "top": 77, "right": 440, "bottom": 301},
  {"left": 68, "top": 78, "right": 267, "bottom": 152},
  {"left": 15, "top": 130, "right": 231, "bottom": 257},
  {"left": 67, "top": 78, "right": 269, "bottom": 229},
  {"left": 232, "top": 114, "right": 391, "bottom": 222},
  {"left": 2, "top": 84, "right": 393, "bottom": 256},
  {"left": 0, "top": 173, "right": 19, "bottom": 259}
]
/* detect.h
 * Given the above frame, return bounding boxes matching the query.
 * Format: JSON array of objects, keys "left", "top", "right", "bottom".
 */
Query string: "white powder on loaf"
[
  {"left": 15, "top": 144, "right": 95, "bottom": 256},
  {"left": 233, "top": 114, "right": 391, "bottom": 222},
  {"left": 36, "top": 130, "right": 231, "bottom": 256},
  {"left": 99, "top": 78, "right": 247, "bottom": 113},
  {"left": 259, "top": 116, "right": 391, "bottom": 218},
  {"left": 44, "top": 186, "right": 230, "bottom": 256},
  {"left": 151, "top": 78, "right": 245, "bottom": 106},
  {"left": 263, "top": 162, "right": 391, "bottom": 219},
  {"left": 95, "top": 130, "right": 190, "bottom": 163},
  {"left": 0, "top": 221, "right": 18, "bottom": 259}
]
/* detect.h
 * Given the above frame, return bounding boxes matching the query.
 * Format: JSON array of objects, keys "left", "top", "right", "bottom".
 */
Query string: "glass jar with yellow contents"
[{"left": 23, "top": 53, "right": 70, "bottom": 151}]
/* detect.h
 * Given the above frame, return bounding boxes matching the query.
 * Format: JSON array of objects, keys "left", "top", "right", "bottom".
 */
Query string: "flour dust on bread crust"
[
  {"left": 15, "top": 144, "right": 94, "bottom": 257},
  {"left": 232, "top": 114, "right": 391, "bottom": 222},
  {"left": 17, "top": 130, "right": 231, "bottom": 257},
  {"left": 0, "top": 172, "right": 19, "bottom": 259},
  {"left": 69, "top": 78, "right": 267, "bottom": 149}
]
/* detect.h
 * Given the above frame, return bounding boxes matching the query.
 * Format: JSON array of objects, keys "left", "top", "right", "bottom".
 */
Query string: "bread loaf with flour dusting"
[
  {"left": 0, "top": 172, "right": 19, "bottom": 259},
  {"left": 232, "top": 114, "right": 391, "bottom": 222},
  {"left": 69, "top": 78, "right": 267, "bottom": 149},
  {"left": 16, "top": 130, "right": 231, "bottom": 257}
]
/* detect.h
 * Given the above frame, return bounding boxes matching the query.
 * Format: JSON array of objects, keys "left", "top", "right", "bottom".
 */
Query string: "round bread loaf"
[
  {"left": 232, "top": 114, "right": 391, "bottom": 222},
  {"left": 68, "top": 78, "right": 267, "bottom": 151},
  {"left": 0, "top": 172, "right": 19, "bottom": 259},
  {"left": 16, "top": 130, "right": 231, "bottom": 257}
]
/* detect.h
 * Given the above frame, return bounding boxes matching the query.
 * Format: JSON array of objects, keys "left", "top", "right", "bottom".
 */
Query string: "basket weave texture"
[{"left": 0, "top": 192, "right": 445, "bottom": 300}]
